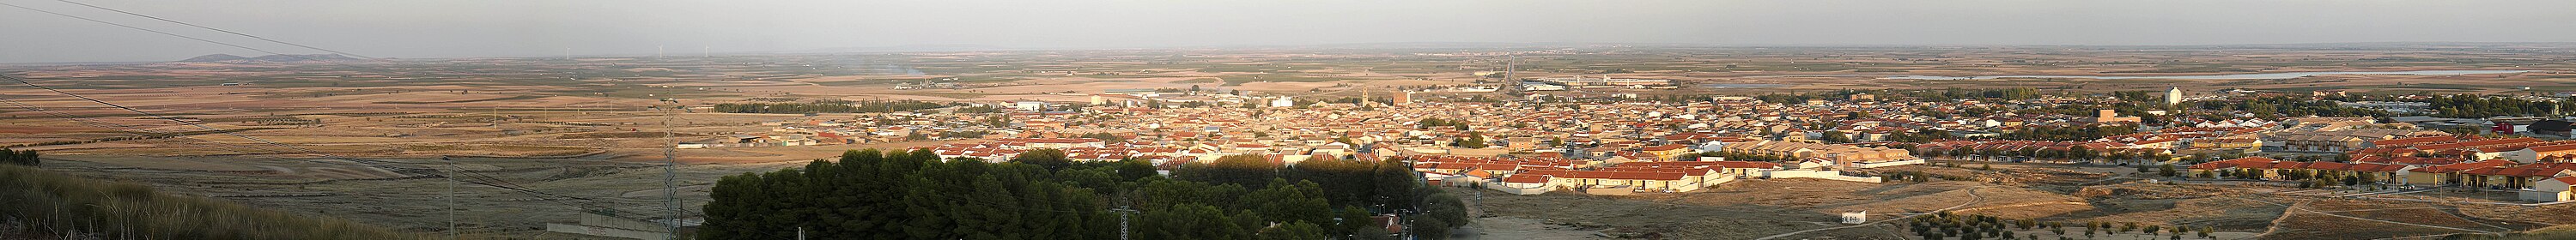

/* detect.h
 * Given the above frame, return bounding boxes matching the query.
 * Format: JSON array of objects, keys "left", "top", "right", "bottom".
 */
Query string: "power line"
[
  {"left": 2, "top": 2, "right": 477, "bottom": 81},
  {"left": 0, "top": 2, "right": 340, "bottom": 64},
  {"left": 2, "top": 74, "right": 416, "bottom": 171},
  {"left": 3, "top": 74, "right": 666, "bottom": 218},
  {"left": 6, "top": 0, "right": 697, "bottom": 219},
  {"left": 52, "top": 0, "right": 379, "bottom": 59},
  {"left": 2, "top": 91, "right": 660, "bottom": 218},
  {"left": 0, "top": 96, "right": 385, "bottom": 169}
]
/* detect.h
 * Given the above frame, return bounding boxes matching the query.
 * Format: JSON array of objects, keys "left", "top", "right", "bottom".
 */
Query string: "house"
[
  {"left": 2504, "top": 143, "right": 2576, "bottom": 164},
  {"left": 2453, "top": 163, "right": 2576, "bottom": 189},
  {"left": 2525, "top": 174, "right": 2576, "bottom": 202},
  {"left": 1640, "top": 144, "right": 1692, "bottom": 161},
  {"left": 1013, "top": 101, "right": 1048, "bottom": 111},
  {"left": 2186, "top": 156, "right": 2281, "bottom": 178},
  {"left": 1796, "top": 158, "right": 1838, "bottom": 170},
  {"left": 2087, "top": 109, "right": 2140, "bottom": 124},
  {"left": 2529, "top": 120, "right": 2573, "bottom": 138},
  {"left": 1489, "top": 175, "right": 1556, "bottom": 195},
  {"left": 2408, "top": 160, "right": 2514, "bottom": 186}
]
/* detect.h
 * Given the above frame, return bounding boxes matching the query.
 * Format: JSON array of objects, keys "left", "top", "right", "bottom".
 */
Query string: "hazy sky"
[{"left": 4, "top": 0, "right": 2573, "bottom": 63}]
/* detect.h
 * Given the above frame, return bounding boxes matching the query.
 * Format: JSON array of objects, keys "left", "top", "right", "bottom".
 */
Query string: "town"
[
  {"left": 690, "top": 79, "right": 2576, "bottom": 236},
  {"left": 11, "top": 43, "right": 2576, "bottom": 239}
]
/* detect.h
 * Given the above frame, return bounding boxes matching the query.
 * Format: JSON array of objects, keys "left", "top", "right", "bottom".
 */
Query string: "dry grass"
[{"left": 0, "top": 165, "right": 426, "bottom": 239}]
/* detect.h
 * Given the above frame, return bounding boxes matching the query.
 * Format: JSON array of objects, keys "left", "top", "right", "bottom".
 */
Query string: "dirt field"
[{"left": 1471, "top": 163, "right": 2576, "bottom": 240}]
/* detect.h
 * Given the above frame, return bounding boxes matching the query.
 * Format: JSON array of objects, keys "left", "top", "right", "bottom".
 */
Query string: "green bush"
[{"left": 2, "top": 148, "right": 36, "bottom": 166}]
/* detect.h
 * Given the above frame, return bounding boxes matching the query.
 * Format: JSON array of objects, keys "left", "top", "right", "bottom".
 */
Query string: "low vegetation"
[
  {"left": 1905, "top": 212, "right": 2215, "bottom": 240},
  {"left": 711, "top": 100, "right": 957, "bottom": 114},
  {"left": 697, "top": 148, "right": 1469, "bottom": 239},
  {"left": 0, "top": 164, "right": 418, "bottom": 239},
  {"left": 2, "top": 149, "right": 33, "bottom": 166}
]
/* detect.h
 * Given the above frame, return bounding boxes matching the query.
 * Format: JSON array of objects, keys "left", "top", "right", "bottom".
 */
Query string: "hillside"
[
  {"left": 174, "top": 53, "right": 359, "bottom": 63},
  {"left": 0, "top": 165, "right": 423, "bottom": 239},
  {"left": 177, "top": 54, "right": 249, "bottom": 62}
]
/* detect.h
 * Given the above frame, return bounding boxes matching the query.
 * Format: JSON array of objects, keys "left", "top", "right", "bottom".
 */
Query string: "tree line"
[
  {"left": 2424, "top": 94, "right": 2574, "bottom": 118},
  {"left": 697, "top": 148, "right": 1469, "bottom": 239},
  {"left": 2192, "top": 96, "right": 2393, "bottom": 118},
  {"left": 1906, "top": 212, "right": 2215, "bottom": 240},
  {"left": 2, "top": 148, "right": 33, "bottom": 166},
  {"left": 711, "top": 100, "right": 957, "bottom": 114},
  {"left": 1992, "top": 124, "right": 2139, "bottom": 141},
  {"left": 1751, "top": 87, "right": 2044, "bottom": 105}
]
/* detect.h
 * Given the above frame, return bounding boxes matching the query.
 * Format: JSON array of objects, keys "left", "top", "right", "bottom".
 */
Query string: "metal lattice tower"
[{"left": 663, "top": 101, "right": 683, "bottom": 239}]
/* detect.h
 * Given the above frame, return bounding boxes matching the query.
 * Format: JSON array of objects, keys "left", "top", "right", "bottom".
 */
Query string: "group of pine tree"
[
  {"left": 710, "top": 100, "right": 956, "bottom": 114},
  {"left": 696, "top": 148, "right": 1471, "bottom": 239},
  {"left": 2, "top": 148, "right": 35, "bottom": 166}
]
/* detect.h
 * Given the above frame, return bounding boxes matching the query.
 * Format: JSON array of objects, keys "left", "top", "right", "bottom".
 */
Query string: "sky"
[{"left": 3, "top": 0, "right": 2573, "bottom": 63}]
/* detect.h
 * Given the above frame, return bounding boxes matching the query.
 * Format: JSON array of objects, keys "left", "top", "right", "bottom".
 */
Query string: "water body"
[{"left": 1882, "top": 69, "right": 2533, "bottom": 81}]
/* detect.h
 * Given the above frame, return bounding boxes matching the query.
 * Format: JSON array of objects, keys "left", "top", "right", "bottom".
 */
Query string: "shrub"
[{"left": 0, "top": 165, "right": 421, "bottom": 239}]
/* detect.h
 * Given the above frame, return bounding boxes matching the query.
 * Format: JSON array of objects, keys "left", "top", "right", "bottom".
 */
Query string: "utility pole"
[
  {"left": 1110, "top": 207, "right": 1138, "bottom": 240},
  {"left": 443, "top": 156, "right": 457, "bottom": 240},
  {"left": 663, "top": 100, "right": 682, "bottom": 239}
]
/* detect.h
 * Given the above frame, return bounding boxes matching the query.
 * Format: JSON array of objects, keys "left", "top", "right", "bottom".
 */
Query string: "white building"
[
  {"left": 2165, "top": 87, "right": 2184, "bottom": 106},
  {"left": 1014, "top": 101, "right": 1048, "bottom": 111}
]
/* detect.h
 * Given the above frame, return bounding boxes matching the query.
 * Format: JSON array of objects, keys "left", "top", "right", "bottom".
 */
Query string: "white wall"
[
  {"left": 1852, "top": 159, "right": 1926, "bottom": 169},
  {"left": 1765, "top": 170, "right": 1884, "bottom": 183},
  {"left": 1485, "top": 182, "right": 1555, "bottom": 195}
]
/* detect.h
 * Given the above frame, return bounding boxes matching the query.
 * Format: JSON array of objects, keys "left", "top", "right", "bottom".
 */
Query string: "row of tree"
[
  {"left": 1992, "top": 124, "right": 2141, "bottom": 141},
  {"left": 1, "top": 148, "right": 33, "bottom": 166},
  {"left": 1772, "top": 87, "right": 2044, "bottom": 103},
  {"left": 1905, "top": 212, "right": 2216, "bottom": 240},
  {"left": 1910, "top": 145, "right": 2172, "bottom": 164},
  {"left": 2423, "top": 94, "right": 2575, "bottom": 118},
  {"left": 698, "top": 148, "right": 1468, "bottom": 239},
  {"left": 2192, "top": 96, "right": 2394, "bottom": 118},
  {"left": 1416, "top": 117, "right": 1473, "bottom": 131},
  {"left": 711, "top": 100, "right": 956, "bottom": 114},
  {"left": 2198, "top": 167, "right": 2382, "bottom": 188}
]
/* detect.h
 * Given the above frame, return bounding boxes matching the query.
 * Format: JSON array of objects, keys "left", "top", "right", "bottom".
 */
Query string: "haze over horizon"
[{"left": 6, "top": 0, "right": 2574, "bottom": 63}]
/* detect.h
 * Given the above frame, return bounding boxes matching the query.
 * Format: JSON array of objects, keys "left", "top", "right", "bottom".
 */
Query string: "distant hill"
[
  {"left": 174, "top": 53, "right": 359, "bottom": 63},
  {"left": 177, "top": 54, "right": 248, "bottom": 62}
]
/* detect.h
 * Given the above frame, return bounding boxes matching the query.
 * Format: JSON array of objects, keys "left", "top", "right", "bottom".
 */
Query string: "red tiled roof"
[
  {"left": 2372, "top": 135, "right": 2459, "bottom": 147},
  {"left": 2189, "top": 157, "right": 2279, "bottom": 171},
  {"left": 2415, "top": 137, "right": 2543, "bottom": 152},
  {"left": 1620, "top": 160, "right": 1780, "bottom": 169},
  {"left": 1642, "top": 145, "right": 1688, "bottom": 151},
  {"left": 1502, "top": 175, "right": 1551, "bottom": 183},
  {"left": 2420, "top": 160, "right": 2514, "bottom": 173},
  {"left": 2530, "top": 143, "right": 2576, "bottom": 153},
  {"left": 2352, "top": 156, "right": 2465, "bottom": 165},
  {"left": 1603, "top": 171, "right": 1687, "bottom": 181}
]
